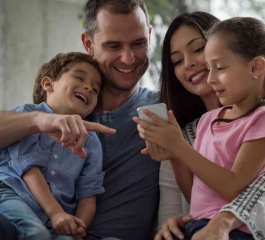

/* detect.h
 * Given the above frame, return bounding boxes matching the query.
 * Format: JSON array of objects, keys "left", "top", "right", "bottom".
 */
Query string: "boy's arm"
[
  {"left": 75, "top": 196, "right": 96, "bottom": 228},
  {"left": 23, "top": 167, "right": 65, "bottom": 218},
  {"left": 23, "top": 167, "right": 86, "bottom": 236}
]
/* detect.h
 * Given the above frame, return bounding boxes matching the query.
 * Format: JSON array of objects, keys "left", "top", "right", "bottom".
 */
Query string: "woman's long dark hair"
[{"left": 160, "top": 12, "right": 220, "bottom": 128}]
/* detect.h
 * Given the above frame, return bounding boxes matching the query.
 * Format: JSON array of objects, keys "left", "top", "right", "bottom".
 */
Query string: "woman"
[{"left": 158, "top": 11, "right": 220, "bottom": 229}]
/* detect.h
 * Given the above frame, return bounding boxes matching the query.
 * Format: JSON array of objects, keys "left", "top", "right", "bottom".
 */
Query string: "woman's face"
[{"left": 170, "top": 25, "right": 214, "bottom": 97}]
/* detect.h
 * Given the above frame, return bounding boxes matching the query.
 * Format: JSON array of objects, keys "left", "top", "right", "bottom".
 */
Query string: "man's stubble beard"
[{"left": 102, "top": 58, "right": 149, "bottom": 92}]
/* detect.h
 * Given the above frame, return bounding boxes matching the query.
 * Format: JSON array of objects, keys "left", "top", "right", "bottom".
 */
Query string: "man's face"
[{"left": 82, "top": 6, "right": 151, "bottom": 92}]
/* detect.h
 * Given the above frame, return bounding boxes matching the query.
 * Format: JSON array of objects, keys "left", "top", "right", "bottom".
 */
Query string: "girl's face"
[
  {"left": 205, "top": 34, "right": 259, "bottom": 107},
  {"left": 170, "top": 25, "right": 214, "bottom": 97}
]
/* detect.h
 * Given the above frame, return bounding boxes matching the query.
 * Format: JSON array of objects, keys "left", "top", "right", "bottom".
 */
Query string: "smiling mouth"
[
  {"left": 189, "top": 71, "right": 207, "bottom": 83},
  {"left": 115, "top": 67, "right": 135, "bottom": 73},
  {"left": 74, "top": 92, "right": 88, "bottom": 105}
]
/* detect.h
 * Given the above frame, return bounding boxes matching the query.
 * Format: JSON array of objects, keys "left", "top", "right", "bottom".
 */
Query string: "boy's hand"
[
  {"left": 50, "top": 211, "right": 86, "bottom": 236},
  {"left": 72, "top": 225, "right": 87, "bottom": 240},
  {"left": 155, "top": 215, "right": 193, "bottom": 240}
]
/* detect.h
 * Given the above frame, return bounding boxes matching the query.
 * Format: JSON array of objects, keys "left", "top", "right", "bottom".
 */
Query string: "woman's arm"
[
  {"left": 158, "top": 160, "right": 189, "bottom": 229},
  {"left": 191, "top": 211, "right": 243, "bottom": 240},
  {"left": 219, "top": 172, "right": 265, "bottom": 240}
]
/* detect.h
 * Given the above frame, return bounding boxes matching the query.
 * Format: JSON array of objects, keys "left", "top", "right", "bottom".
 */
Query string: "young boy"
[{"left": 0, "top": 52, "right": 106, "bottom": 240}]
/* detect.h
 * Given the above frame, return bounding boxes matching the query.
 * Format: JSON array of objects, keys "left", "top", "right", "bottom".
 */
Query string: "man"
[{"left": 1, "top": 1, "right": 159, "bottom": 239}]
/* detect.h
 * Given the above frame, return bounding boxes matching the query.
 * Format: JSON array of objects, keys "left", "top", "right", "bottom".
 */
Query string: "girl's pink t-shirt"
[{"left": 190, "top": 106, "right": 265, "bottom": 233}]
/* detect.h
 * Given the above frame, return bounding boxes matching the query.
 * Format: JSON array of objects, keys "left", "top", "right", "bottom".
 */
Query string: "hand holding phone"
[{"left": 137, "top": 103, "right": 168, "bottom": 124}]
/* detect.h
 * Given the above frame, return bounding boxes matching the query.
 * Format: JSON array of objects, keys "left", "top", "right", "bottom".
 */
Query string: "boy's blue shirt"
[{"left": 0, "top": 102, "right": 104, "bottom": 224}]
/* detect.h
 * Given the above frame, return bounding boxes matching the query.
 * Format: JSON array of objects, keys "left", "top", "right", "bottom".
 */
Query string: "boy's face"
[{"left": 46, "top": 62, "right": 101, "bottom": 118}]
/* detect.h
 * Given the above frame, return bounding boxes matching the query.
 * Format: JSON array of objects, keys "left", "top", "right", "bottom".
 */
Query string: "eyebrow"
[
  {"left": 74, "top": 69, "right": 101, "bottom": 87},
  {"left": 170, "top": 37, "right": 204, "bottom": 56},
  {"left": 102, "top": 37, "right": 148, "bottom": 46},
  {"left": 207, "top": 57, "right": 226, "bottom": 62},
  {"left": 73, "top": 69, "right": 87, "bottom": 75}
]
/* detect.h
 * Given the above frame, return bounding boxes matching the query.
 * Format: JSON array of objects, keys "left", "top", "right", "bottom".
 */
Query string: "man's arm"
[
  {"left": 0, "top": 110, "right": 41, "bottom": 148},
  {"left": 0, "top": 110, "right": 115, "bottom": 157}
]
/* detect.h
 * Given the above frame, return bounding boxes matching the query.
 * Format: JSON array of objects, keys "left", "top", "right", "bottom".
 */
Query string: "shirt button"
[
  {"left": 106, "top": 143, "right": 112, "bottom": 149},
  {"left": 105, "top": 134, "right": 110, "bottom": 137},
  {"left": 54, "top": 154, "right": 58, "bottom": 159},
  {"left": 53, "top": 185, "right": 56, "bottom": 189},
  {"left": 102, "top": 115, "right": 107, "bottom": 120},
  {"left": 51, "top": 170, "right": 55, "bottom": 176}
]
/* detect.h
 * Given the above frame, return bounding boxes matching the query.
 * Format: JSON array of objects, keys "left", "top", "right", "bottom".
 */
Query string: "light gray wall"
[{"left": 0, "top": 0, "right": 85, "bottom": 110}]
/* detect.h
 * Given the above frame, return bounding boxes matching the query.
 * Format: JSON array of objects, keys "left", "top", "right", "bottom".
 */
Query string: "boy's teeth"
[{"left": 74, "top": 93, "right": 88, "bottom": 104}]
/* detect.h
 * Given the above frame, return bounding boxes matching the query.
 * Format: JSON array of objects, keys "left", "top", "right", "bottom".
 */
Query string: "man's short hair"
[
  {"left": 33, "top": 52, "right": 101, "bottom": 104},
  {"left": 84, "top": 0, "right": 150, "bottom": 38}
]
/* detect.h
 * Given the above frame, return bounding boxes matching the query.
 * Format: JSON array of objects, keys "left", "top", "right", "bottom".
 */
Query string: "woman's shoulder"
[{"left": 182, "top": 119, "right": 199, "bottom": 145}]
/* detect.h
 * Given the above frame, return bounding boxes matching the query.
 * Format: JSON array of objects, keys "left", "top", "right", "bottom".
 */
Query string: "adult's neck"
[{"left": 95, "top": 85, "right": 137, "bottom": 112}]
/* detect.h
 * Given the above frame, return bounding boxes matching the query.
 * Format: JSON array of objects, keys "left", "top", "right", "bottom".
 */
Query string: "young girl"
[{"left": 134, "top": 17, "right": 265, "bottom": 240}]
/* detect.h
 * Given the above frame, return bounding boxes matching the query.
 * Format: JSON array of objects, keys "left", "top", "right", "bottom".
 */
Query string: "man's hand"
[
  {"left": 155, "top": 215, "right": 193, "bottom": 240},
  {"left": 37, "top": 113, "right": 116, "bottom": 158}
]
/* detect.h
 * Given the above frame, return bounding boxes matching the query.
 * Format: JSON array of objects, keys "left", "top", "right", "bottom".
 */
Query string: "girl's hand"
[
  {"left": 133, "top": 110, "right": 185, "bottom": 156},
  {"left": 141, "top": 141, "right": 176, "bottom": 161},
  {"left": 155, "top": 215, "right": 193, "bottom": 240}
]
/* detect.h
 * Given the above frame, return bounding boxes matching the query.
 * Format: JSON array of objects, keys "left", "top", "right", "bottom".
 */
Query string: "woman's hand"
[
  {"left": 155, "top": 215, "right": 193, "bottom": 240},
  {"left": 133, "top": 110, "right": 185, "bottom": 158}
]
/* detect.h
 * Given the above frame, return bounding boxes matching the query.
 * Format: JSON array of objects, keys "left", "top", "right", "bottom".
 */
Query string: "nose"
[
  {"left": 207, "top": 70, "right": 215, "bottom": 85},
  {"left": 120, "top": 47, "right": 135, "bottom": 66},
  {"left": 185, "top": 56, "right": 196, "bottom": 70},
  {"left": 84, "top": 84, "right": 92, "bottom": 93}
]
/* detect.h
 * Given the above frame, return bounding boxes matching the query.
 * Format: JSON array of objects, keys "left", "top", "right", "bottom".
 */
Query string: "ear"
[
  {"left": 41, "top": 77, "right": 54, "bottom": 92},
  {"left": 81, "top": 32, "right": 94, "bottom": 56},
  {"left": 251, "top": 56, "right": 265, "bottom": 78},
  {"left": 148, "top": 26, "right": 152, "bottom": 43}
]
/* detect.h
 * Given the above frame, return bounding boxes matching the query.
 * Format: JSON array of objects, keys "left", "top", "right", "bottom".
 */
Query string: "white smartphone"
[{"left": 137, "top": 103, "right": 168, "bottom": 124}]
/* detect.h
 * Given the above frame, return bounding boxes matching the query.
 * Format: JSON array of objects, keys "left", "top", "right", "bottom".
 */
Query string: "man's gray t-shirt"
[{"left": 87, "top": 86, "right": 160, "bottom": 240}]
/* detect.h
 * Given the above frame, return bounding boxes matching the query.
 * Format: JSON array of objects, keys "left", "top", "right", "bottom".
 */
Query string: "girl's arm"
[
  {"left": 134, "top": 110, "right": 265, "bottom": 202},
  {"left": 172, "top": 137, "right": 265, "bottom": 202},
  {"left": 75, "top": 196, "right": 96, "bottom": 228}
]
